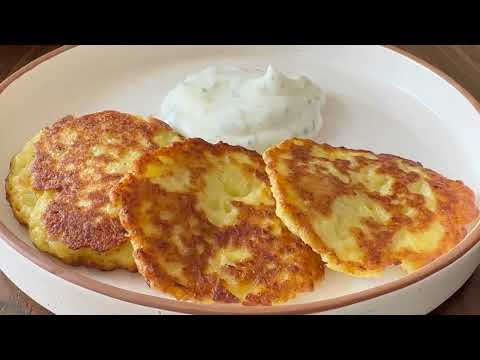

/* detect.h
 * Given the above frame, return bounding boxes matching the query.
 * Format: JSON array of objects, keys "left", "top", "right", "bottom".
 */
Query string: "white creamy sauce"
[{"left": 160, "top": 65, "right": 326, "bottom": 153}]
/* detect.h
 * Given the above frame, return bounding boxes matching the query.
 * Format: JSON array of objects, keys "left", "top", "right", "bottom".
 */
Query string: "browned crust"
[
  {"left": 111, "top": 138, "right": 324, "bottom": 305},
  {"left": 0, "top": 45, "right": 479, "bottom": 314},
  {"left": 5, "top": 147, "right": 138, "bottom": 272},
  {"left": 5, "top": 109, "right": 181, "bottom": 272},
  {"left": 263, "top": 138, "right": 479, "bottom": 275},
  {"left": 133, "top": 138, "right": 263, "bottom": 173},
  {"left": 30, "top": 110, "right": 178, "bottom": 252}
]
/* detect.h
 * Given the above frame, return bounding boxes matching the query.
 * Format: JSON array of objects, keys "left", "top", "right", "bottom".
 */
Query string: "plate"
[{"left": 1, "top": 45, "right": 479, "bottom": 314}]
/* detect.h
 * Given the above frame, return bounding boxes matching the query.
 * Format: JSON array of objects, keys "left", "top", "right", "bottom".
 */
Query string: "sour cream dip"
[{"left": 160, "top": 65, "right": 326, "bottom": 153}]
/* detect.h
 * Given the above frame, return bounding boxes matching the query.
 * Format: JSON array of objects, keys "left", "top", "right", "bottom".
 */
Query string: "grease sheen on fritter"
[
  {"left": 111, "top": 139, "right": 324, "bottom": 305},
  {"left": 263, "top": 138, "right": 479, "bottom": 277},
  {"left": 6, "top": 111, "right": 182, "bottom": 270}
]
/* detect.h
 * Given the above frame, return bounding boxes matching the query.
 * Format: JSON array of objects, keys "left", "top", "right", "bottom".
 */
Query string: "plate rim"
[{"left": 1, "top": 45, "right": 479, "bottom": 314}]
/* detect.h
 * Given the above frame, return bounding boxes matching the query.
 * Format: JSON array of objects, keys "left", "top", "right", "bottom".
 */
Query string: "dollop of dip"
[{"left": 160, "top": 65, "right": 326, "bottom": 153}]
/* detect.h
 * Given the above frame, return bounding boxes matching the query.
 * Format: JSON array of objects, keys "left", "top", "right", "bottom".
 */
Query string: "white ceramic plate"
[{"left": 1, "top": 45, "right": 479, "bottom": 314}]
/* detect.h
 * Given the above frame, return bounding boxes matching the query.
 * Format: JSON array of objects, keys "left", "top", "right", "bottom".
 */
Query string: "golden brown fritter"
[
  {"left": 6, "top": 110, "right": 182, "bottom": 270},
  {"left": 111, "top": 138, "right": 324, "bottom": 305},
  {"left": 263, "top": 138, "right": 479, "bottom": 277}
]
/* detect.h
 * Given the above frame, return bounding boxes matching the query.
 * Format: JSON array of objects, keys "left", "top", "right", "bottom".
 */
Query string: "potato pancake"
[
  {"left": 111, "top": 138, "right": 324, "bottom": 305},
  {"left": 263, "top": 138, "right": 478, "bottom": 277},
  {"left": 6, "top": 110, "right": 182, "bottom": 270}
]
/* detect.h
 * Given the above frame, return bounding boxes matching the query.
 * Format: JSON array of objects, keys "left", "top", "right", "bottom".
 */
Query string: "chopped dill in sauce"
[{"left": 161, "top": 65, "right": 326, "bottom": 153}]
